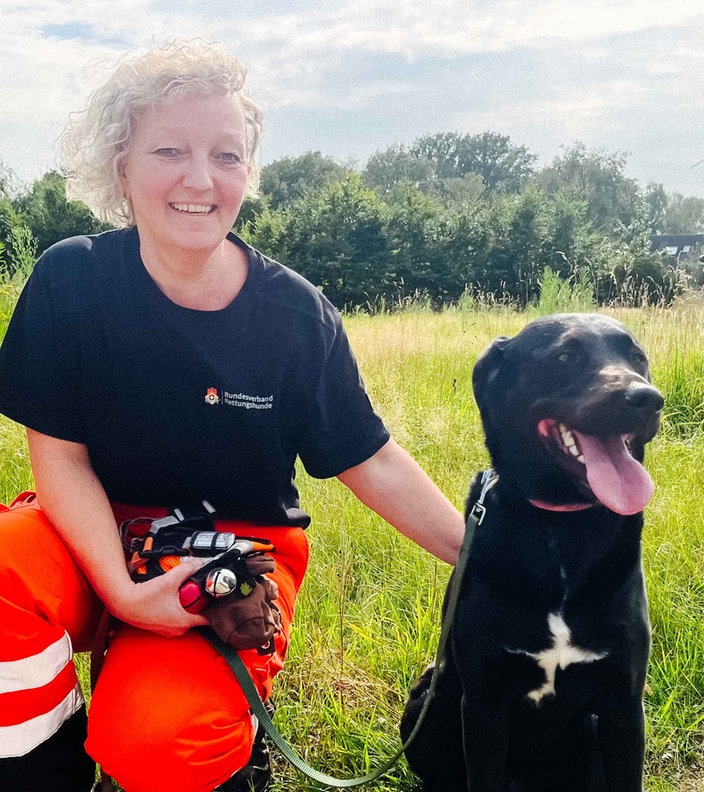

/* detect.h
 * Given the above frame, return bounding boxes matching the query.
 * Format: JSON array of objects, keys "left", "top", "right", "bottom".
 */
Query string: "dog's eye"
[
  {"left": 630, "top": 349, "right": 647, "bottom": 366},
  {"left": 554, "top": 351, "right": 578, "bottom": 364}
]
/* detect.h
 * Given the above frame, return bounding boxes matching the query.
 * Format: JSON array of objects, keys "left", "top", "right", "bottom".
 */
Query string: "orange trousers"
[{"left": 0, "top": 494, "right": 309, "bottom": 792}]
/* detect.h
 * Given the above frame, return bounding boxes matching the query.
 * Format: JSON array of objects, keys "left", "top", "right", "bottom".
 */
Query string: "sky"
[{"left": 1, "top": 0, "right": 703, "bottom": 198}]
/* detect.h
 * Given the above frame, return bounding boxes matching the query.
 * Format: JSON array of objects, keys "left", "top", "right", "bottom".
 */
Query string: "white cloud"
[
  {"left": 220, "top": 0, "right": 704, "bottom": 58},
  {"left": 0, "top": 0, "right": 702, "bottom": 195}
]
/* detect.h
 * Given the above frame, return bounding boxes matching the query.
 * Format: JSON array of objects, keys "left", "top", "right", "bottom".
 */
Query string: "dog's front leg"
[
  {"left": 597, "top": 699, "right": 645, "bottom": 791},
  {"left": 461, "top": 693, "right": 509, "bottom": 792}
]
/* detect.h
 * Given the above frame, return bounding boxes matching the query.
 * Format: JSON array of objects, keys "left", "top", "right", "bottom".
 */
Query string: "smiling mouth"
[
  {"left": 170, "top": 203, "right": 216, "bottom": 214},
  {"left": 536, "top": 418, "right": 654, "bottom": 515}
]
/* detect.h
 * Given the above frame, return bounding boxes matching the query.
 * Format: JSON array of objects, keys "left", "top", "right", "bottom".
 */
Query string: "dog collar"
[{"left": 528, "top": 499, "right": 594, "bottom": 512}]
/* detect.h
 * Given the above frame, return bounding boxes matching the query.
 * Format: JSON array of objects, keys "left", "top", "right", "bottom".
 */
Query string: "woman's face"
[{"left": 120, "top": 92, "right": 250, "bottom": 258}]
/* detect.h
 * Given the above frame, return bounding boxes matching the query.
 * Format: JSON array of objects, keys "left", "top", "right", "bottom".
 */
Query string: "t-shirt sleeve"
[
  {"left": 296, "top": 314, "right": 390, "bottom": 478},
  {"left": 0, "top": 254, "right": 85, "bottom": 442}
]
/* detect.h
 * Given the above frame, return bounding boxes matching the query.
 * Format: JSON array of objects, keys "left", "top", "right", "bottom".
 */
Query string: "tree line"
[{"left": 2, "top": 133, "right": 704, "bottom": 309}]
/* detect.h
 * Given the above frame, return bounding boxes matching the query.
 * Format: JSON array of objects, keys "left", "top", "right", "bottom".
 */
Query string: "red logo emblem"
[{"left": 204, "top": 387, "right": 220, "bottom": 405}]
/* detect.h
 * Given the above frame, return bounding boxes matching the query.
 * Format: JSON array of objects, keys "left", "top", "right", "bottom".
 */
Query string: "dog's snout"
[{"left": 624, "top": 382, "right": 663, "bottom": 412}]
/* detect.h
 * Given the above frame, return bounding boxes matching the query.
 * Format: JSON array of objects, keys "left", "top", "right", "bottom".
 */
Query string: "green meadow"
[{"left": 1, "top": 279, "right": 704, "bottom": 789}]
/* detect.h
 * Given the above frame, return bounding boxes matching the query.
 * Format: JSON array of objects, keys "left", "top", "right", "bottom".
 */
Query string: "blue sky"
[{"left": 1, "top": 0, "right": 703, "bottom": 198}]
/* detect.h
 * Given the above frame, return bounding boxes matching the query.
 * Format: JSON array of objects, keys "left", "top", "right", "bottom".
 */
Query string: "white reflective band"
[
  {"left": 0, "top": 632, "right": 73, "bottom": 693},
  {"left": 0, "top": 681, "right": 84, "bottom": 757}
]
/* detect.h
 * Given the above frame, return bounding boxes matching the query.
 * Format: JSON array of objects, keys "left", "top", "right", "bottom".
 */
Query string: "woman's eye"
[
  {"left": 218, "top": 151, "right": 243, "bottom": 165},
  {"left": 153, "top": 148, "right": 182, "bottom": 158}
]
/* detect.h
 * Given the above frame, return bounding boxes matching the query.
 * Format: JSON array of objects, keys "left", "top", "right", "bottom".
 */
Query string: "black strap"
[{"left": 202, "top": 470, "right": 496, "bottom": 788}]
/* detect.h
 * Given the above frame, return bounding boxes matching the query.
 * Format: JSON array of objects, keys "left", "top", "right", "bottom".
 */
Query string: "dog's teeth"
[
  {"left": 556, "top": 424, "right": 587, "bottom": 465},
  {"left": 559, "top": 426, "right": 576, "bottom": 449}
]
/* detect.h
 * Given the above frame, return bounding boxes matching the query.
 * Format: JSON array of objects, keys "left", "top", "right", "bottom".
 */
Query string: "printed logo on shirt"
[
  {"left": 204, "top": 387, "right": 220, "bottom": 405},
  {"left": 204, "top": 387, "right": 274, "bottom": 410}
]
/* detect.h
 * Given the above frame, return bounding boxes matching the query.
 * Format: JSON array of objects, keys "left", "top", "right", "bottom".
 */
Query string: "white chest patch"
[{"left": 508, "top": 612, "right": 608, "bottom": 705}]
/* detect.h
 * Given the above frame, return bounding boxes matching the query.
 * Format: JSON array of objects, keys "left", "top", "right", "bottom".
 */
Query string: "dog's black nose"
[{"left": 625, "top": 383, "right": 664, "bottom": 411}]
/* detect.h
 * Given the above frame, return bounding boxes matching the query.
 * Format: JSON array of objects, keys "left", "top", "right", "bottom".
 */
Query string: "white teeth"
[
  {"left": 558, "top": 423, "right": 584, "bottom": 462},
  {"left": 171, "top": 203, "right": 213, "bottom": 214},
  {"left": 559, "top": 423, "right": 575, "bottom": 447}
]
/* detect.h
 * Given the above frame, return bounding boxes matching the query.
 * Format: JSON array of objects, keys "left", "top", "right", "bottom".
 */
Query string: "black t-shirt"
[{"left": 0, "top": 228, "right": 389, "bottom": 526}]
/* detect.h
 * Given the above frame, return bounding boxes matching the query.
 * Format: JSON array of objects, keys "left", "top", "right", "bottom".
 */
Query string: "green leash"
[{"left": 203, "top": 470, "right": 496, "bottom": 789}]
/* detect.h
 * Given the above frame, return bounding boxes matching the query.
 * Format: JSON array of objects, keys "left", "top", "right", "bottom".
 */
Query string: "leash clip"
[
  {"left": 471, "top": 469, "right": 497, "bottom": 528},
  {"left": 468, "top": 500, "right": 487, "bottom": 527}
]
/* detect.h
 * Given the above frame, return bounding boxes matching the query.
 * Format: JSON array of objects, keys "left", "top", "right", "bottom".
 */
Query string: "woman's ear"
[{"left": 117, "top": 153, "right": 129, "bottom": 197}]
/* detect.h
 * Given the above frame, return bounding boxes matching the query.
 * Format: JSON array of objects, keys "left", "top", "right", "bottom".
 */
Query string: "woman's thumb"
[{"left": 167, "top": 556, "right": 209, "bottom": 586}]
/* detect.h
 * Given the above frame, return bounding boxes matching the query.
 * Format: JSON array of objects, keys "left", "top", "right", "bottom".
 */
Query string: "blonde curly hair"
[{"left": 60, "top": 38, "right": 264, "bottom": 228}]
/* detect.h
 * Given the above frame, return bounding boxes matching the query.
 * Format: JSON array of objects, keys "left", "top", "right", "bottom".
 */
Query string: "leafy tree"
[
  {"left": 382, "top": 182, "right": 453, "bottom": 300},
  {"left": 535, "top": 143, "right": 642, "bottom": 234},
  {"left": 14, "top": 171, "right": 109, "bottom": 254},
  {"left": 0, "top": 161, "right": 16, "bottom": 200},
  {"left": 410, "top": 131, "right": 537, "bottom": 193},
  {"left": 6, "top": 224, "right": 37, "bottom": 279},
  {"left": 433, "top": 173, "right": 485, "bottom": 208},
  {"left": 542, "top": 190, "right": 594, "bottom": 276},
  {"left": 608, "top": 240, "right": 674, "bottom": 304},
  {"left": 361, "top": 145, "right": 434, "bottom": 194},
  {"left": 233, "top": 194, "right": 268, "bottom": 235},
  {"left": 644, "top": 183, "right": 669, "bottom": 234},
  {"left": 440, "top": 208, "right": 491, "bottom": 298},
  {"left": 662, "top": 193, "right": 704, "bottom": 234},
  {"left": 252, "top": 174, "right": 391, "bottom": 308},
  {"left": 482, "top": 188, "right": 551, "bottom": 303},
  {"left": 0, "top": 199, "right": 37, "bottom": 279},
  {"left": 239, "top": 203, "right": 287, "bottom": 254},
  {"left": 259, "top": 152, "right": 347, "bottom": 210}
]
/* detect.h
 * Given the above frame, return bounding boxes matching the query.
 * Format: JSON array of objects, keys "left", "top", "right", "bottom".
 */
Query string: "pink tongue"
[{"left": 573, "top": 430, "right": 654, "bottom": 515}]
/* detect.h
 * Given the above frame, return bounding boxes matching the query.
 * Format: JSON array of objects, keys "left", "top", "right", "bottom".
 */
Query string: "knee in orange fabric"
[
  {"left": 87, "top": 628, "right": 257, "bottom": 792},
  {"left": 0, "top": 495, "right": 102, "bottom": 653},
  {"left": 88, "top": 527, "right": 308, "bottom": 792},
  {"left": 0, "top": 495, "right": 101, "bottom": 754}
]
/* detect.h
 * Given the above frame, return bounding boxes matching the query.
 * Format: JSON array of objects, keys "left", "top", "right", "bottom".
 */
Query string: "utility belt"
[{"left": 120, "top": 502, "right": 281, "bottom": 654}]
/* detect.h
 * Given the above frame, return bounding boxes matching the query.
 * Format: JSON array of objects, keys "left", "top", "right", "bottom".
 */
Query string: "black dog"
[{"left": 401, "top": 313, "right": 663, "bottom": 791}]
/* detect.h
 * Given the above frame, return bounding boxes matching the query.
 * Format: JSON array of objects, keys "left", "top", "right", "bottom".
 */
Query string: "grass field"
[{"left": 1, "top": 282, "right": 704, "bottom": 790}]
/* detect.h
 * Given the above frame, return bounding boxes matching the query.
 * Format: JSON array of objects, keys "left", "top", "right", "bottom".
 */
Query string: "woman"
[{"left": 0, "top": 39, "right": 465, "bottom": 792}]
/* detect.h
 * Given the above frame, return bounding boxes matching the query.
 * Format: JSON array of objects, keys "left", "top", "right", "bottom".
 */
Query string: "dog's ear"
[{"left": 472, "top": 336, "right": 510, "bottom": 409}]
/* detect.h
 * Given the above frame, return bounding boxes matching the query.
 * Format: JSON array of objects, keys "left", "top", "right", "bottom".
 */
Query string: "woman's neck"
[{"left": 138, "top": 237, "right": 248, "bottom": 311}]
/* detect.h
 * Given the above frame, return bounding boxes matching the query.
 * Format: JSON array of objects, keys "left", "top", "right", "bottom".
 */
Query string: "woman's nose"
[{"left": 182, "top": 154, "right": 214, "bottom": 190}]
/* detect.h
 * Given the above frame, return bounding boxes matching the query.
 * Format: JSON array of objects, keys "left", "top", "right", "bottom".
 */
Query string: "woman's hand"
[{"left": 111, "top": 558, "right": 209, "bottom": 636}]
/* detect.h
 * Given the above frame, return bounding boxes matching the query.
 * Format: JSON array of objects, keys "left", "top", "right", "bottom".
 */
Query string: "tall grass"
[
  {"left": 1, "top": 289, "right": 703, "bottom": 789},
  {"left": 278, "top": 301, "right": 704, "bottom": 790},
  {"left": 0, "top": 278, "right": 33, "bottom": 502}
]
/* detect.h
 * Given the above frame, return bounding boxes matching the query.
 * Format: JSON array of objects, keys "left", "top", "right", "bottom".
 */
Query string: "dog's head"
[{"left": 472, "top": 313, "right": 663, "bottom": 515}]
